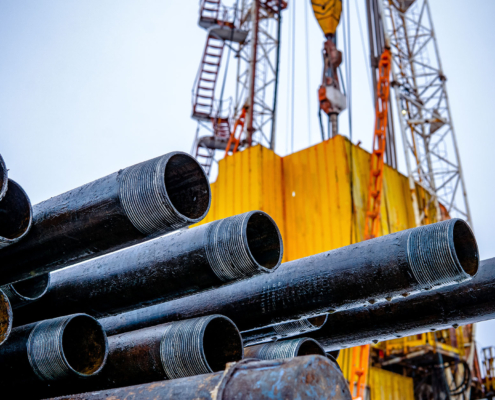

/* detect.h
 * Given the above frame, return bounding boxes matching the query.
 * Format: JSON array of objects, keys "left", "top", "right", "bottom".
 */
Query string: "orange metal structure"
[
  {"left": 224, "top": 107, "right": 247, "bottom": 157},
  {"left": 349, "top": 345, "right": 371, "bottom": 400},
  {"left": 364, "top": 49, "right": 392, "bottom": 240}
]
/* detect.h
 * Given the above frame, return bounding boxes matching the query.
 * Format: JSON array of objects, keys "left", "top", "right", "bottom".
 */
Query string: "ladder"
[{"left": 192, "top": 34, "right": 225, "bottom": 120}]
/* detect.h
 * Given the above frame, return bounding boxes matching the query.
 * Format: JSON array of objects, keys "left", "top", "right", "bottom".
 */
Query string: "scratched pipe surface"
[
  {"left": 303, "top": 257, "right": 495, "bottom": 351},
  {"left": 0, "top": 152, "right": 210, "bottom": 285},
  {"left": 14, "top": 211, "right": 282, "bottom": 325},
  {"left": 242, "top": 315, "right": 327, "bottom": 346},
  {"left": 62, "top": 315, "right": 243, "bottom": 396},
  {"left": 46, "top": 355, "right": 351, "bottom": 400},
  {"left": 0, "top": 289, "right": 13, "bottom": 345},
  {"left": 0, "top": 154, "right": 7, "bottom": 201},
  {"left": 1, "top": 273, "right": 50, "bottom": 309},
  {"left": 244, "top": 337, "right": 326, "bottom": 360},
  {"left": 100, "top": 219, "right": 478, "bottom": 335},
  {"left": 0, "top": 179, "right": 33, "bottom": 249},
  {"left": 0, "top": 314, "right": 108, "bottom": 397}
]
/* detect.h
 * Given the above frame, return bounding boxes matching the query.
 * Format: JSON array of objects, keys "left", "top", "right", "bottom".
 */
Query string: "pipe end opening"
[
  {"left": 0, "top": 180, "right": 32, "bottom": 244},
  {"left": 246, "top": 212, "right": 283, "bottom": 271},
  {"left": 202, "top": 316, "right": 243, "bottom": 372},
  {"left": 62, "top": 315, "right": 108, "bottom": 377},
  {"left": 453, "top": 220, "right": 479, "bottom": 277},
  {"left": 9, "top": 273, "right": 50, "bottom": 302},
  {"left": 296, "top": 338, "right": 326, "bottom": 357},
  {"left": 307, "top": 315, "right": 328, "bottom": 329},
  {"left": 165, "top": 154, "right": 210, "bottom": 222},
  {"left": 0, "top": 155, "right": 7, "bottom": 201},
  {"left": 0, "top": 291, "right": 12, "bottom": 345}
]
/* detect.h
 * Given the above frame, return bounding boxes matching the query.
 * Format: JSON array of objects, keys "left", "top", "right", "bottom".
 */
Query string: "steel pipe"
[
  {"left": 245, "top": 337, "right": 326, "bottom": 360},
  {"left": 47, "top": 355, "right": 351, "bottom": 400},
  {"left": 0, "top": 179, "right": 32, "bottom": 249},
  {"left": 0, "top": 152, "right": 210, "bottom": 285},
  {"left": 100, "top": 219, "right": 478, "bottom": 335},
  {"left": 72, "top": 315, "right": 243, "bottom": 394},
  {"left": 242, "top": 315, "right": 327, "bottom": 346},
  {"left": 14, "top": 211, "right": 282, "bottom": 325},
  {"left": 0, "top": 154, "right": 7, "bottom": 201},
  {"left": 0, "top": 289, "right": 13, "bottom": 345},
  {"left": 305, "top": 256, "right": 495, "bottom": 351},
  {"left": 1, "top": 273, "right": 50, "bottom": 309},
  {"left": 0, "top": 314, "right": 108, "bottom": 395}
]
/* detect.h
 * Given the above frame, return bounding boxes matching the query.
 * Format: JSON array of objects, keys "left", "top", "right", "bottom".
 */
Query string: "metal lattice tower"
[
  {"left": 378, "top": 0, "right": 472, "bottom": 227},
  {"left": 191, "top": 0, "right": 284, "bottom": 178}
]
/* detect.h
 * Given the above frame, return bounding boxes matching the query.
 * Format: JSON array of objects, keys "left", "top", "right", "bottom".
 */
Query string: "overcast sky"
[{"left": 1, "top": 1, "right": 494, "bottom": 354}]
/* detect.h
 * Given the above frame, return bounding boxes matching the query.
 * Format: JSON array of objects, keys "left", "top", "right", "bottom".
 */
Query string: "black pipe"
[
  {"left": 0, "top": 154, "right": 7, "bottom": 201},
  {"left": 0, "top": 314, "right": 108, "bottom": 396},
  {"left": 46, "top": 355, "right": 351, "bottom": 400},
  {"left": 100, "top": 219, "right": 478, "bottom": 335},
  {"left": 13, "top": 211, "right": 282, "bottom": 325},
  {"left": 0, "top": 289, "right": 13, "bottom": 345},
  {"left": 305, "top": 256, "right": 495, "bottom": 351},
  {"left": 0, "top": 152, "right": 210, "bottom": 285},
  {"left": 244, "top": 337, "right": 326, "bottom": 360},
  {"left": 0, "top": 179, "right": 32, "bottom": 249},
  {"left": 1, "top": 273, "right": 50, "bottom": 309},
  {"left": 242, "top": 315, "right": 327, "bottom": 346},
  {"left": 70, "top": 315, "right": 243, "bottom": 395}
]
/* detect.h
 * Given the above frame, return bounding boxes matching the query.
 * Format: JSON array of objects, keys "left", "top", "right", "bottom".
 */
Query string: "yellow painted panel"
[{"left": 370, "top": 367, "right": 415, "bottom": 400}]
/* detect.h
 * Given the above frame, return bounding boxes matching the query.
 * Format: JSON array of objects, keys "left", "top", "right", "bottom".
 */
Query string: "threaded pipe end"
[
  {"left": 272, "top": 315, "right": 328, "bottom": 337},
  {"left": 407, "top": 219, "right": 479, "bottom": 289},
  {"left": 205, "top": 211, "right": 283, "bottom": 282},
  {"left": 160, "top": 315, "right": 243, "bottom": 380},
  {"left": 1, "top": 273, "right": 50, "bottom": 309},
  {"left": 0, "top": 179, "right": 32, "bottom": 249},
  {"left": 27, "top": 314, "right": 108, "bottom": 382},
  {"left": 245, "top": 338, "right": 326, "bottom": 360},
  {"left": 119, "top": 152, "right": 210, "bottom": 235}
]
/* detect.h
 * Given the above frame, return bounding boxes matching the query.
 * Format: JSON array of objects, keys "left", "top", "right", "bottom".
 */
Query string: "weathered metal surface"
[
  {"left": 14, "top": 211, "right": 282, "bottom": 325},
  {"left": 244, "top": 337, "right": 326, "bottom": 359},
  {"left": 47, "top": 355, "right": 352, "bottom": 400},
  {"left": 0, "top": 179, "right": 32, "bottom": 249},
  {"left": 242, "top": 315, "right": 327, "bottom": 346},
  {"left": 100, "top": 219, "right": 478, "bottom": 335},
  {"left": 0, "top": 289, "right": 13, "bottom": 345},
  {"left": 1, "top": 273, "right": 50, "bottom": 309},
  {"left": 0, "top": 152, "right": 210, "bottom": 285},
  {"left": 64, "top": 315, "right": 243, "bottom": 395},
  {"left": 305, "top": 257, "right": 495, "bottom": 351},
  {"left": 0, "top": 314, "right": 108, "bottom": 396},
  {"left": 0, "top": 154, "right": 7, "bottom": 201}
]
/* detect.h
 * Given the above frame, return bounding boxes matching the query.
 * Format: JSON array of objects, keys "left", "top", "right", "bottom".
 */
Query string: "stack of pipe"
[{"left": 0, "top": 150, "right": 492, "bottom": 399}]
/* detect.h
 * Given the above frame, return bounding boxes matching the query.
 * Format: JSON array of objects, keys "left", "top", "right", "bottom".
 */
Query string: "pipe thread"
[
  {"left": 272, "top": 318, "right": 323, "bottom": 336},
  {"left": 254, "top": 338, "right": 317, "bottom": 360},
  {"left": 407, "top": 219, "right": 470, "bottom": 289},
  {"left": 160, "top": 315, "right": 217, "bottom": 380},
  {"left": 205, "top": 212, "right": 264, "bottom": 282},
  {"left": 119, "top": 154, "right": 189, "bottom": 235},
  {"left": 27, "top": 316, "right": 74, "bottom": 382}
]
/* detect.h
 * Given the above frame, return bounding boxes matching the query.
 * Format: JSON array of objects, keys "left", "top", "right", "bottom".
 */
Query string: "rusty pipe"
[
  {"left": 242, "top": 315, "right": 327, "bottom": 346},
  {"left": 1, "top": 273, "right": 50, "bottom": 309},
  {"left": 47, "top": 355, "right": 351, "bottom": 400},
  {"left": 0, "top": 289, "right": 13, "bottom": 346},
  {"left": 0, "top": 152, "right": 210, "bottom": 285},
  {"left": 305, "top": 256, "right": 495, "bottom": 351},
  {"left": 245, "top": 337, "right": 326, "bottom": 360},
  {"left": 14, "top": 211, "right": 282, "bottom": 326},
  {"left": 64, "top": 315, "right": 244, "bottom": 395},
  {"left": 0, "top": 154, "right": 7, "bottom": 201},
  {"left": 0, "top": 314, "right": 108, "bottom": 395},
  {"left": 100, "top": 219, "right": 478, "bottom": 335},
  {"left": 0, "top": 179, "right": 32, "bottom": 249}
]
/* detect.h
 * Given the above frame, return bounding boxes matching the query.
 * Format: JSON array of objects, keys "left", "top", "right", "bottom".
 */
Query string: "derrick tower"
[{"left": 191, "top": 0, "right": 285, "bottom": 177}]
